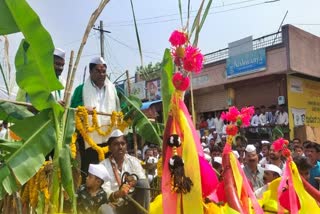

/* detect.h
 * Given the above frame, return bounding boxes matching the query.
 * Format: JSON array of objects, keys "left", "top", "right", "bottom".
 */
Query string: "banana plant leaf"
[
  {"left": 119, "top": 91, "right": 162, "bottom": 145},
  {"left": 0, "top": 109, "right": 56, "bottom": 199},
  {"left": 15, "top": 40, "right": 63, "bottom": 116},
  {"left": 0, "top": 140, "right": 23, "bottom": 153},
  {"left": 160, "top": 49, "right": 175, "bottom": 124},
  {"left": 59, "top": 108, "right": 76, "bottom": 208},
  {"left": 0, "top": 0, "right": 19, "bottom": 35},
  {"left": 0, "top": 100, "right": 33, "bottom": 123}
]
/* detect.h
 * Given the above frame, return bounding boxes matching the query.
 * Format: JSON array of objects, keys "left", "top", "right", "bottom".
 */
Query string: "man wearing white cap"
[
  {"left": 16, "top": 47, "right": 66, "bottom": 103},
  {"left": 71, "top": 56, "right": 120, "bottom": 180},
  {"left": 243, "top": 144, "right": 264, "bottom": 191},
  {"left": 100, "top": 129, "right": 150, "bottom": 214},
  {"left": 77, "top": 164, "right": 109, "bottom": 214},
  {"left": 254, "top": 164, "right": 282, "bottom": 199}
]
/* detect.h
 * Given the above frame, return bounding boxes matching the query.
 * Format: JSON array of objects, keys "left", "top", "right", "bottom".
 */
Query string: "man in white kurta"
[
  {"left": 100, "top": 129, "right": 150, "bottom": 214},
  {"left": 70, "top": 56, "right": 120, "bottom": 181}
]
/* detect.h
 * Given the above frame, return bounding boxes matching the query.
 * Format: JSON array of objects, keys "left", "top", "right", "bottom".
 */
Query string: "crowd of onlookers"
[{"left": 200, "top": 135, "right": 320, "bottom": 195}]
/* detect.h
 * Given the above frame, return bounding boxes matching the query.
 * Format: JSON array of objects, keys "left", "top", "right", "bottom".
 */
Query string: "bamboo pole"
[
  {"left": 63, "top": 50, "right": 74, "bottom": 105},
  {"left": 63, "top": 0, "right": 111, "bottom": 108}
]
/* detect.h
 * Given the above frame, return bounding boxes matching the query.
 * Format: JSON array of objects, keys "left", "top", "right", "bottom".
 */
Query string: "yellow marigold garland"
[
  {"left": 70, "top": 132, "right": 77, "bottom": 159},
  {"left": 21, "top": 161, "right": 51, "bottom": 209},
  {"left": 75, "top": 107, "right": 130, "bottom": 161},
  {"left": 157, "top": 157, "right": 163, "bottom": 177}
]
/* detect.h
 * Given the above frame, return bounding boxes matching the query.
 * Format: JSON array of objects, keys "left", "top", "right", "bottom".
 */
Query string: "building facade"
[{"left": 192, "top": 24, "right": 320, "bottom": 141}]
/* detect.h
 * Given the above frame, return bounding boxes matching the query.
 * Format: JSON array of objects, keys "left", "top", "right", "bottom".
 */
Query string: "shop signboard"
[
  {"left": 226, "top": 48, "right": 266, "bottom": 78},
  {"left": 287, "top": 76, "right": 320, "bottom": 139}
]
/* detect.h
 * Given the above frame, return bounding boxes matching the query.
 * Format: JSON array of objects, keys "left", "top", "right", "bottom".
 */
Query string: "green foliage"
[
  {"left": 136, "top": 62, "right": 162, "bottom": 81},
  {"left": 160, "top": 49, "right": 175, "bottom": 124},
  {"left": 119, "top": 91, "right": 163, "bottom": 145},
  {"left": 0, "top": 0, "right": 19, "bottom": 35},
  {"left": 0, "top": 0, "right": 76, "bottom": 211},
  {"left": 0, "top": 100, "right": 33, "bottom": 123},
  {"left": 15, "top": 39, "right": 63, "bottom": 114}
]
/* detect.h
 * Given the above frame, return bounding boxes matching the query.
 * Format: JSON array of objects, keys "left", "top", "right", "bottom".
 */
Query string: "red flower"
[
  {"left": 169, "top": 30, "right": 188, "bottom": 47},
  {"left": 172, "top": 72, "right": 190, "bottom": 91},
  {"left": 182, "top": 45, "right": 204, "bottom": 73},
  {"left": 226, "top": 125, "right": 238, "bottom": 136},
  {"left": 282, "top": 148, "right": 291, "bottom": 158}
]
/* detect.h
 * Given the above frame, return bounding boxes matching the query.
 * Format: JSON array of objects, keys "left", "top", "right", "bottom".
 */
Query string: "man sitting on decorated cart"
[{"left": 71, "top": 56, "right": 120, "bottom": 181}]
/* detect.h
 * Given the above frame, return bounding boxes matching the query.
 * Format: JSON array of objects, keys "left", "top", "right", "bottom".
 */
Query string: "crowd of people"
[
  {"left": 200, "top": 135, "right": 320, "bottom": 196},
  {"left": 2, "top": 46, "right": 319, "bottom": 213}
]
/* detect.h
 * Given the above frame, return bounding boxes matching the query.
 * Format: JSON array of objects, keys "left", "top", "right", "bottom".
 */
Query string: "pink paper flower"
[
  {"left": 221, "top": 106, "right": 240, "bottom": 123},
  {"left": 272, "top": 138, "right": 289, "bottom": 152},
  {"left": 172, "top": 72, "right": 190, "bottom": 91},
  {"left": 182, "top": 45, "right": 204, "bottom": 73},
  {"left": 169, "top": 30, "right": 188, "bottom": 47},
  {"left": 240, "top": 106, "right": 254, "bottom": 127}
]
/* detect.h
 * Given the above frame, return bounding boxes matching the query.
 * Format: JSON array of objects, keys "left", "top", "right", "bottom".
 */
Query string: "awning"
[{"left": 141, "top": 100, "right": 162, "bottom": 110}]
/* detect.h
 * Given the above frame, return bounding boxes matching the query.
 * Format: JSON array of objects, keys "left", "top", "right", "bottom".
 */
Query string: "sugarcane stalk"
[
  {"left": 64, "top": 0, "right": 111, "bottom": 107},
  {"left": 63, "top": 50, "right": 74, "bottom": 105}
]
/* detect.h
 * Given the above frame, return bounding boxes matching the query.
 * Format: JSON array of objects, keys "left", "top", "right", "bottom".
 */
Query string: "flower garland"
[
  {"left": 70, "top": 132, "right": 78, "bottom": 159},
  {"left": 21, "top": 161, "right": 51, "bottom": 209},
  {"left": 221, "top": 106, "right": 255, "bottom": 144},
  {"left": 75, "top": 106, "right": 129, "bottom": 161},
  {"left": 169, "top": 30, "right": 204, "bottom": 91}
]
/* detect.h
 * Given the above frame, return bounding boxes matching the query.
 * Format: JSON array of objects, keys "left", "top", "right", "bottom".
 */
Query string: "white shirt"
[
  {"left": 0, "top": 128, "right": 7, "bottom": 139},
  {"left": 207, "top": 118, "right": 215, "bottom": 128},
  {"left": 259, "top": 113, "right": 267, "bottom": 126},
  {"left": 276, "top": 111, "right": 288, "bottom": 125},
  {"left": 101, "top": 154, "right": 146, "bottom": 200},
  {"left": 251, "top": 115, "right": 260, "bottom": 127},
  {"left": 214, "top": 118, "right": 224, "bottom": 133}
]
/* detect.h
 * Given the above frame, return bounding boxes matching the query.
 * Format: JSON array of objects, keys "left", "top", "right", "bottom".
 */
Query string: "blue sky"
[{"left": 1, "top": 0, "right": 320, "bottom": 91}]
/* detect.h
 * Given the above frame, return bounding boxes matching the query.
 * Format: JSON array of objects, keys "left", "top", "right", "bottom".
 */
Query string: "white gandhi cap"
[
  {"left": 213, "top": 157, "right": 222, "bottom": 165},
  {"left": 90, "top": 56, "right": 106, "bottom": 64},
  {"left": 264, "top": 164, "right": 282, "bottom": 176},
  {"left": 109, "top": 129, "right": 124, "bottom": 138},
  {"left": 245, "top": 144, "right": 256, "bottom": 153},
  {"left": 88, "top": 164, "right": 110, "bottom": 181},
  {"left": 54, "top": 48, "right": 65, "bottom": 60}
]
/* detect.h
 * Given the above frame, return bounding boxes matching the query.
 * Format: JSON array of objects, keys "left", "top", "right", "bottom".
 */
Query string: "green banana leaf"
[
  {"left": 5, "top": 110, "right": 54, "bottom": 179},
  {"left": 59, "top": 108, "right": 76, "bottom": 210},
  {"left": 0, "top": 109, "right": 55, "bottom": 199},
  {"left": 160, "top": 49, "right": 175, "bottom": 124},
  {"left": 15, "top": 40, "right": 63, "bottom": 115},
  {"left": 119, "top": 92, "right": 162, "bottom": 145},
  {"left": 0, "top": 100, "right": 33, "bottom": 123},
  {"left": 0, "top": 0, "right": 19, "bottom": 35},
  {"left": 0, "top": 140, "right": 23, "bottom": 153}
]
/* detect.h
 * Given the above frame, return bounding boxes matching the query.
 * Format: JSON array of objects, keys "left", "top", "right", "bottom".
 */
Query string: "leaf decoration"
[
  {"left": 15, "top": 39, "right": 63, "bottom": 113},
  {"left": 0, "top": 100, "right": 33, "bottom": 123},
  {"left": 160, "top": 49, "right": 175, "bottom": 124},
  {"left": 119, "top": 91, "right": 162, "bottom": 145},
  {"left": 0, "top": 110, "right": 55, "bottom": 187}
]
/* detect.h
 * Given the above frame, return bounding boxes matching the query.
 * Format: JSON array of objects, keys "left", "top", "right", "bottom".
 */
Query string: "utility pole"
[{"left": 93, "top": 20, "right": 111, "bottom": 59}]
